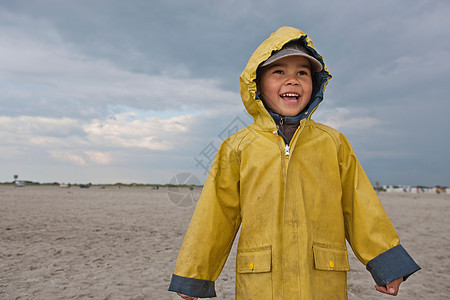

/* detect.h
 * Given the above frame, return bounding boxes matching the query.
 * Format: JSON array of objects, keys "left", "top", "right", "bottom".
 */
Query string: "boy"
[{"left": 169, "top": 26, "right": 420, "bottom": 299}]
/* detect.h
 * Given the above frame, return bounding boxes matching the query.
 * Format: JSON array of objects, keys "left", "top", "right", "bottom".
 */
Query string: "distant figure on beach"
[{"left": 169, "top": 27, "right": 420, "bottom": 299}]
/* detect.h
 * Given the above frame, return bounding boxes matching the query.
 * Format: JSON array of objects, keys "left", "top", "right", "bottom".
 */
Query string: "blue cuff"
[
  {"left": 366, "top": 244, "right": 420, "bottom": 286},
  {"left": 168, "top": 274, "right": 216, "bottom": 298}
]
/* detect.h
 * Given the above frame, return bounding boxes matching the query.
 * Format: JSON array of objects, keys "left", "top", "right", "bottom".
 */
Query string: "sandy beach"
[{"left": 1, "top": 185, "right": 449, "bottom": 299}]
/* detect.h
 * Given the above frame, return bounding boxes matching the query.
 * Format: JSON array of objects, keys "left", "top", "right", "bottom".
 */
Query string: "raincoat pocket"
[
  {"left": 236, "top": 246, "right": 272, "bottom": 299},
  {"left": 313, "top": 243, "right": 350, "bottom": 271}
]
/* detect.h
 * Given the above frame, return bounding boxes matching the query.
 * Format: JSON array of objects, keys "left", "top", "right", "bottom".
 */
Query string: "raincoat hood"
[{"left": 240, "top": 26, "right": 332, "bottom": 129}]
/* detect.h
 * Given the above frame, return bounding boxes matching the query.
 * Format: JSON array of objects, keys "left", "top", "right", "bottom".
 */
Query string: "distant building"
[
  {"left": 14, "top": 180, "right": 25, "bottom": 187},
  {"left": 382, "top": 185, "right": 449, "bottom": 194}
]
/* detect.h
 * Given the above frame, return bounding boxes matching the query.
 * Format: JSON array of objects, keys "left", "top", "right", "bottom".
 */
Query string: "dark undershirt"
[{"left": 274, "top": 118, "right": 300, "bottom": 144}]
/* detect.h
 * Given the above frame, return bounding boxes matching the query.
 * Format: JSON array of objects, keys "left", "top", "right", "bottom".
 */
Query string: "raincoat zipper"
[
  {"left": 279, "top": 116, "right": 291, "bottom": 158},
  {"left": 284, "top": 144, "right": 290, "bottom": 157}
]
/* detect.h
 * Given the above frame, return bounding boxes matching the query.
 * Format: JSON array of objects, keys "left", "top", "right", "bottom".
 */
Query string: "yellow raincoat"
[{"left": 169, "top": 26, "right": 419, "bottom": 299}]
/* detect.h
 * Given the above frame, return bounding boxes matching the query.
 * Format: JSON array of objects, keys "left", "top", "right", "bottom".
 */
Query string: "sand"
[{"left": 0, "top": 185, "right": 449, "bottom": 299}]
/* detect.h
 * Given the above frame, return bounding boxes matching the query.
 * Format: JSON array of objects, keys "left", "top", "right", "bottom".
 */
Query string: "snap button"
[
  {"left": 249, "top": 263, "right": 254, "bottom": 270},
  {"left": 329, "top": 261, "right": 335, "bottom": 268},
  {"left": 203, "top": 282, "right": 209, "bottom": 288}
]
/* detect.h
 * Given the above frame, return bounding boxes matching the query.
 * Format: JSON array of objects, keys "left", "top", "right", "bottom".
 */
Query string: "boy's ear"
[
  {"left": 255, "top": 78, "right": 261, "bottom": 96},
  {"left": 256, "top": 88, "right": 262, "bottom": 98}
]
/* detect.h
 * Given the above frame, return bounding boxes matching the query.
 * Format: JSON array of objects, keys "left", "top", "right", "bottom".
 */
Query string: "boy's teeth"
[{"left": 281, "top": 93, "right": 298, "bottom": 97}]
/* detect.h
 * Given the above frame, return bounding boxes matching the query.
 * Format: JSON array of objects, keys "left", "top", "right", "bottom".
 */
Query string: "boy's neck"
[
  {"left": 268, "top": 111, "right": 301, "bottom": 144},
  {"left": 268, "top": 111, "right": 303, "bottom": 123}
]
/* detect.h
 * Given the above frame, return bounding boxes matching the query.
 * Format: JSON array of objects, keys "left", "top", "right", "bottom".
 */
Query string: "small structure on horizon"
[
  {"left": 14, "top": 180, "right": 25, "bottom": 187},
  {"left": 13, "top": 174, "right": 25, "bottom": 187},
  {"left": 382, "top": 185, "right": 448, "bottom": 194},
  {"left": 79, "top": 183, "right": 92, "bottom": 188}
]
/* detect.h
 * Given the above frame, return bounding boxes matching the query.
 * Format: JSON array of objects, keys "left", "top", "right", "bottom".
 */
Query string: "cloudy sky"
[{"left": 1, "top": 0, "right": 449, "bottom": 186}]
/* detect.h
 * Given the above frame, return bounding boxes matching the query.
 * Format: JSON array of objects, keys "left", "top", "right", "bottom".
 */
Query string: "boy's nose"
[{"left": 286, "top": 77, "right": 300, "bottom": 85}]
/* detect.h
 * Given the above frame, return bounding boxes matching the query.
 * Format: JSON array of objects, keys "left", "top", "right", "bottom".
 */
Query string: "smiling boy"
[{"left": 169, "top": 26, "right": 420, "bottom": 299}]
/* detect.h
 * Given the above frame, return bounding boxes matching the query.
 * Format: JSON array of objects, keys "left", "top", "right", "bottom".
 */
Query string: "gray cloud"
[{"left": 0, "top": 0, "right": 449, "bottom": 185}]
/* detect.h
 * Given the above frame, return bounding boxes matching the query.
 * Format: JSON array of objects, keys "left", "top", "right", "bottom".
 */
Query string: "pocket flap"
[
  {"left": 237, "top": 246, "right": 272, "bottom": 274},
  {"left": 313, "top": 243, "right": 350, "bottom": 271}
]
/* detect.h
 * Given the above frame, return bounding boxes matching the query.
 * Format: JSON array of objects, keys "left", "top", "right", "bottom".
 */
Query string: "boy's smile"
[{"left": 258, "top": 56, "right": 313, "bottom": 117}]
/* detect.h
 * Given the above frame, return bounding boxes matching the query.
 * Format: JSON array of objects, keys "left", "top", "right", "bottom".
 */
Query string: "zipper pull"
[
  {"left": 285, "top": 144, "right": 290, "bottom": 157},
  {"left": 279, "top": 116, "right": 284, "bottom": 134}
]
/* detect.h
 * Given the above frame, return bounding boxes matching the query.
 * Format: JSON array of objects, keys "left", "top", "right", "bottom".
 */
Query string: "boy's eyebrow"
[{"left": 267, "top": 62, "right": 311, "bottom": 69}]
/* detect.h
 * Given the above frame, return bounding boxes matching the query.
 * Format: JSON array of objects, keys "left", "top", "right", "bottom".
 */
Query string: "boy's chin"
[
  {"left": 268, "top": 105, "right": 303, "bottom": 117},
  {"left": 278, "top": 110, "right": 302, "bottom": 117},
  {"left": 284, "top": 112, "right": 301, "bottom": 117}
]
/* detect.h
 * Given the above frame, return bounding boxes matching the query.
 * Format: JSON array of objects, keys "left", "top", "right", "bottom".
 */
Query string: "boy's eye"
[
  {"left": 298, "top": 70, "right": 309, "bottom": 75},
  {"left": 273, "top": 70, "right": 284, "bottom": 74}
]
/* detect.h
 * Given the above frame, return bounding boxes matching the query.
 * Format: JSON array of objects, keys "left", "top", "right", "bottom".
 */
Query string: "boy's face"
[{"left": 258, "top": 56, "right": 313, "bottom": 117}]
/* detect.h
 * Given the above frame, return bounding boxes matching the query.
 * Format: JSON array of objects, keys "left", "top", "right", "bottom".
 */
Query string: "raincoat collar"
[{"left": 268, "top": 110, "right": 303, "bottom": 123}]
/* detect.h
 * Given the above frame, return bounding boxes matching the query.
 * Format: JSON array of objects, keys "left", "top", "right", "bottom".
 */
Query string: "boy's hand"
[
  {"left": 177, "top": 293, "right": 198, "bottom": 300},
  {"left": 374, "top": 277, "right": 403, "bottom": 296}
]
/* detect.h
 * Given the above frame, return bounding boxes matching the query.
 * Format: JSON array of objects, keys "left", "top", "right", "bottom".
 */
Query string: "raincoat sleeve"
[
  {"left": 339, "top": 134, "right": 420, "bottom": 286},
  {"left": 169, "top": 139, "right": 241, "bottom": 298}
]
